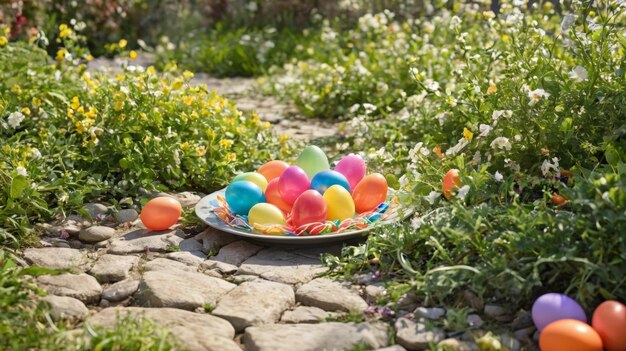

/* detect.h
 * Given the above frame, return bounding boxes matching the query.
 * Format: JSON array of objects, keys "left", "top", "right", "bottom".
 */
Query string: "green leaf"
[
  {"left": 10, "top": 175, "right": 29, "bottom": 199},
  {"left": 605, "top": 146, "right": 621, "bottom": 166}
]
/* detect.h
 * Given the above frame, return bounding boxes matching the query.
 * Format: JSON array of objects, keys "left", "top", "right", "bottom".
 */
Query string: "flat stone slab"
[
  {"left": 89, "top": 254, "right": 138, "bottom": 283},
  {"left": 37, "top": 273, "right": 102, "bottom": 304},
  {"left": 79, "top": 226, "right": 115, "bottom": 243},
  {"left": 102, "top": 279, "right": 140, "bottom": 302},
  {"left": 108, "top": 229, "right": 184, "bottom": 254},
  {"left": 210, "top": 240, "right": 263, "bottom": 266},
  {"left": 281, "top": 306, "right": 329, "bottom": 323},
  {"left": 165, "top": 251, "right": 205, "bottom": 266},
  {"left": 136, "top": 270, "right": 236, "bottom": 310},
  {"left": 42, "top": 295, "right": 89, "bottom": 321},
  {"left": 195, "top": 228, "right": 238, "bottom": 254},
  {"left": 23, "top": 247, "right": 88, "bottom": 270},
  {"left": 212, "top": 280, "right": 294, "bottom": 332},
  {"left": 86, "top": 307, "right": 239, "bottom": 351},
  {"left": 237, "top": 248, "right": 328, "bottom": 285},
  {"left": 243, "top": 322, "right": 389, "bottom": 351},
  {"left": 296, "top": 278, "right": 368, "bottom": 312},
  {"left": 394, "top": 317, "right": 445, "bottom": 350},
  {"left": 144, "top": 257, "right": 196, "bottom": 272}
]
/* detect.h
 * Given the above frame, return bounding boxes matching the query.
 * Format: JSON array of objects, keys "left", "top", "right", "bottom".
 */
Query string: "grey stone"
[
  {"left": 296, "top": 278, "right": 368, "bottom": 312},
  {"left": 484, "top": 304, "right": 507, "bottom": 317},
  {"left": 179, "top": 237, "right": 204, "bottom": 253},
  {"left": 23, "top": 247, "right": 88, "bottom": 270},
  {"left": 100, "top": 299, "right": 111, "bottom": 308},
  {"left": 397, "top": 292, "right": 420, "bottom": 312},
  {"left": 83, "top": 203, "right": 108, "bottom": 219},
  {"left": 195, "top": 228, "right": 238, "bottom": 253},
  {"left": 201, "top": 260, "right": 238, "bottom": 274},
  {"left": 108, "top": 229, "right": 184, "bottom": 254},
  {"left": 136, "top": 269, "right": 235, "bottom": 310},
  {"left": 41, "top": 237, "right": 70, "bottom": 248},
  {"left": 102, "top": 279, "right": 140, "bottom": 302},
  {"left": 212, "top": 280, "right": 294, "bottom": 332},
  {"left": 229, "top": 275, "right": 261, "bottom": 284},
  {"left": 89, "top": 254, "right": 138, "bottom": 283},
  {"left": 436, "top": 339, "right": 478, "bottom": 351},
  {"left": 513, "top": 326, "right": 536, "bottom": 340},
  {"left": 238, "top": 248, "right": 327, "bottom": 285},
  {"left": 210, "top": 240, "right": 263, "bottom": 266},
  {"left": 395, "top": 317, "right": 445, "bottom": 350},
  {"left": 511, "top": 310, "right": 533, "bottom": 329},
  {"left": 414, "top": 307, "right": 446, "bottom": 320},
  {"left": 499, "top": 335, "right": 520, "bottom": 351},
  {"left": 365, "top": 284, "right": 386, "bottom": 303},
  {"left": 86, "top": 307, "right": 239, "bottom": 351},
  {"left": 281, "top": 306, "right": 328, "bottom": 324},
  {"left": 42, "top": 295, "right": 89, "bottom": 321},
  {"left": 37, "top": 273, "right": 102, "bottom": 304},
  {"left": 376, "top": 346, "right": 407, "bottom": 351},
  {"left": 114, "top": 209, "right": 138, "bottom": 224},
  {"left": 173, "top": 191, "right": 201, "bottom": 208},
  {"left": 144, "top": 257, "right": 196, "bottom": 272},
  {"left": 466, "top": 314, "right": 484, "bottom": 328},
  {"left": 165, "top": 251, "right": 205, "bottom": 266},
  {"left": 243, "top": 322, "right": 389, "bottom": 351}
]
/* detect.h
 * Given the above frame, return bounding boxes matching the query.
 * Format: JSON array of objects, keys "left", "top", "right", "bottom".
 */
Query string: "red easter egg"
[
  {"left": 352, "top": 173, "right": 388, "bottom": 213},
  {"left": 140, "top": 197, "right": 182, "bottom": 231},
  {"left": 291, "top": 190, "right": 327, "bottom": 229},
  {"left": 265, "top": 178, "right": 293, "bottom": 214},
  {"left": 258, "top": 160, "right": 290, "bottom": 182},
  {"left": 592, "top": 300, "right": 626, "bottom": 351},
  {"left": 540, "top": 319, "right": 603, "bottom": 351}
]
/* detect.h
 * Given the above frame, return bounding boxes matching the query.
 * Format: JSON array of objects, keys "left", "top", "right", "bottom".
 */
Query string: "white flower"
[
  {"left": 349, "top": 104, "right": 361, "bottom": 113},
  {"left": 411, "top": 215, "right": 424, "bottom": 229},
  {"left": 568, "top": 66, "right": 588, "bottom": 82},
  {"left": 492, "top": 110, "right": 512, "bottom": 123},
  {"left": 478, "top": 124, "right": 492, "bottom": 137},
  {"left": 494, "top": 171, "right": 504, "bottom": 182},
  {"left": 30, "top": 148, "right": 42, "bottom": 160},
  {"left": 541, "top": 157, "right": 560, "bottom": 176},
  {"left": 409, "top": 142, "right": 430, "bottom": 161},
  {"left": 409, "top": 67, "right": 420, "bottom": 79},
  {"left": 425, "top": 79, "right": 440, "bottom": 91},
  {"left": 561, "top": 13, "right": 577, "bottom": 31},
  {"left": 450, "top": 16, "right": 462, "bottom": 30},
  {"left": 245, "top": 1, "right": 258, "bottom": 12},
  {"left": 528, "top": 89, "right": 550, "bottom": 106},
  {"left": 425, "top": 191, "right": 441, "bottom": 205},
  {"left": 514, "top": 134, "right": 522, "bottom": 141},
  {"left": 16, "top": 166, "right": 28, "bottom": 177},
  {"left": 362, "top": 103, "right": 377, "bottom": 114},
  {"left": 446, "top": 138, "right": 470, "bottom": 156},
  {"left": 490, "top": 137, "right": 512, "bottom": 151},
  {"left": 456, "top": 185, "right": 470, "bottom": 200},
  {"left": 8, "top": 111, "right": 25, "bottom": 128},
  {"left": 473, "top": 151, "right": 482, "bottom": 164}
]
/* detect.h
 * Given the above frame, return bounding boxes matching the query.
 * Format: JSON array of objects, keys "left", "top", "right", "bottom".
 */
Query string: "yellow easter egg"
[
  {"left": 248, "top": 203, "right": 286, "bottom": 227},
  {"left": 323, "top": 185, "right": 355, "bottom": 221},
  {"left": 233, "top": 172, "right": 268, "bottom": 192}
]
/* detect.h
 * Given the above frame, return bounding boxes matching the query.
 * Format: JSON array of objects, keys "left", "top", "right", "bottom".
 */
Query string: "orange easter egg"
[
  {"left": 265, "top": 178, "right": 293, "bottom": 214},
  {"left": 539, "top": 319, "right": 603, "bottom": 351},
  {"left": 592, "top": 300, "right": 626, "bottom": 351},
  {"left": 140, "top": 197, "right": 182, "bottom": 231},
  {"left": 352, "top": 173, "right": 388, "bottom": 213},
  {"left": 258, "top": 160, "right": 290, "bottom": 182},
  {"left": 442, "top": 169, "right": 461, "bottom": 199}
]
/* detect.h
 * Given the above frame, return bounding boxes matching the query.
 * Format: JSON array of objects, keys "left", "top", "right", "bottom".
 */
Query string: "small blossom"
[
  {"left": 478, "top": 124, "right": 492, "bottom": 137},
  {"left": 568, "top": 66, "right": 588, "bottom": 82},
  {"left": 8, "top": 111, "right": 25, "bottom": 128},
  {"left": 463, "top": 127, "right": 474, "bottom": 141},
  {"left": 16, "top": 166, "right": 28, "bottom": 176},
  {"left": 456, "top": 185, "right": 470, "bottom": 200},
  {"left": 528, "top": 89, "right": 550, "bottom": 106},
  {"left": 490, "top": 137, "right": 512, "bottom": 151},
  {"left": 492, "top": 110, "right": 512, "bottom": 122},
  {"left": 425, "top": 191, "right": 442, "bottom": 205},
  {"left": 561, "top": 13, "right": 577, "bottom": 31},
  {"left": 494, "top": 171, "right": 504, "bottom": 182}
]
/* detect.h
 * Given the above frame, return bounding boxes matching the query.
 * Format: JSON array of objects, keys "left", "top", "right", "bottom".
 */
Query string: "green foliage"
[
  {"left": 82, "top": 316, "right": 182, "bottom": 351},
  {"left": 0, "top": 40, "right": 292, "bottom": 246}
]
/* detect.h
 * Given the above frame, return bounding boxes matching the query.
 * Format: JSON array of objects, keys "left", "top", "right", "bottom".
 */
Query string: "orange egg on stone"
[
  {"left": 140, "top": 197, "right": 182, "bottom": 231},
  {"left": 539, "top": 319, "right": 603, "bottom": 351}
]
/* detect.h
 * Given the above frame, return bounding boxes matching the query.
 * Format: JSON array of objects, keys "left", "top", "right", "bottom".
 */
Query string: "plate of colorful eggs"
[{"left": 195, "top": 146, "right": 409, "bottom": 243}]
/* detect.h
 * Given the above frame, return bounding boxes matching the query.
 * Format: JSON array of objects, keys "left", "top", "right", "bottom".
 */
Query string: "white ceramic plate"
[{"left": 195, "top": 188, "right": 409, "bottom": 244}]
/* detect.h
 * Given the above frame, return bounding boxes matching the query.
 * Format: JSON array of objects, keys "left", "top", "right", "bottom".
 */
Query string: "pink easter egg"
[
  {"left": 335, "top": 154, "right": 366, "bottom": 191},
  {"left": 278, "top": 166, "right": 311, "bottom": 205}
]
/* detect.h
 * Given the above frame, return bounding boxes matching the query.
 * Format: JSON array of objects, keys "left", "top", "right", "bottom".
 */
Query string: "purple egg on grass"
[{"left": 531, "top": 293, "right": 587, "bottom": 332}]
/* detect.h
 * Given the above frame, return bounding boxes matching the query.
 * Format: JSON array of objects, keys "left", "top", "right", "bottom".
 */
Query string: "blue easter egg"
[
  {"left": 311, "top": 170, "right": 350, "bottom": 195},
  {"left": 225, "top": 180, "right": 265, "bottom": 215}
]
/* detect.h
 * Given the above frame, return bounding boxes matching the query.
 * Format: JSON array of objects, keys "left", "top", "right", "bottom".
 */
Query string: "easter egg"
[
  {"left": 291, "top": 190, "right": 328, "bottom": 228},
  {"left": 335, "top": 154, "right": 366, "bottom": 191},
  {"left": 311, "top": 170, "right": 350, "bottom": 194},
  {"left": 442, "top": 169, "right": 461, "bottom": 199},
  {"left": 233, "top": 172, "right": 268, "bottom": 192},
  {"left": 323, "top": 185, "right": 355, "bottom": 221},
  {"left": 539, "top": 319, "right": 603, "bottom": 351},
  {"left": 532, "top": 293, "right": 587, "bottom": 331},
  {"left": 352, "top": 173, "right": 388, "bottom": 213},
  {"left": 248, "top": 203, "right": 286, "bottom": 227},
  {"left": 258, "top": 160, "right": 290, "bottom": 182},
  {"left": 295, "top": 145, "right": 330, "bottom": 178},
  {"left": 278, "top": 166, "right": 311, "bottom": 205},
  {"left": 225, "top": 180, "right": 265, "bottom": 215},
  {"left": 265, "top": 178, "right": 292, "bottom": 214},
  {"left": 592, "top": 300, "right": 626, "bottom": 351},
  {"left": 140, "top": 197, "right": 182, "bottom": 231}
]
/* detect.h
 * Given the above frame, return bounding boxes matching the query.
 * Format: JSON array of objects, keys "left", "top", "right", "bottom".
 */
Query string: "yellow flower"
[
  {"left": 84, "top": 107, "right": 97, "bottom": 119},
  {"left": 71, "top": 96, "right": 80, "bottom": 110},
  {"left": 171, "top": 80, "right": 184, "bottom": 90},
  {"left": 129, "top": 50, "right": 137, "bottom": 59},
  {"left": 183, "top": 70, "right": 194, "bottom": 79},
  {"left": 114, "top": 100, "right": 124, "bottom": 111},
  {"left": 225, "top": 153, "right": 237, "bottom": 162},
  {"left": 190, "top": 111, "right": 199, "bottom": 119},
  {"left": 139, "top": 112, "right": 148, "bottom": 120},
  {"left": 32, "top": 97, "right": 41, "bottom": 107},
  {"left": 220, "top": 139, "right": 234, "bottom": 149},
  {"left": 262, "top": 122, "right": 271, "bottom": 129},
  {"left": 463, "top": 127, "right": 474, "bottom": 141},
  {"left": 482, "top": 11, "right": 496, "bottom": 20},
  {"left": 146, "top": 66, "right": 156, "bottom": 75},
  {"left": 11, "top": 85, "right": 22, "bottom": 94},
  {"left": 0, "top": 36, "right": 7, "bottom": 47},
  {"left": 58, "top": 24, "right": 73, "bottom": 39},
  {"left": 118, "top": 39, "right": 128, "bottom": 49},
  {"left": 501, "top": 35, "right": 510, "bottom": 43},
  {"left": 180, "top": 142, "right": 191, "bottom": 149},
  {"left": 487, "top": 84, "right": 497, "bottom": 95},
  {"left": 196, "top": 146, "right": 207, "bottom": 156},
  {"left": 182, "top": 96, "right": 194, "bottom": 106},
  {"left": 280, "top": 134, "right": 289, "bottom": 143},
  {"left": 86, "top": 54, "right": 93, "bottom": 62},
  {"left": 21, "top": 107, "right": 31, "bottom": 116},
  {"left": 56, "top": 49, "right": 67, "bottom": 61}
]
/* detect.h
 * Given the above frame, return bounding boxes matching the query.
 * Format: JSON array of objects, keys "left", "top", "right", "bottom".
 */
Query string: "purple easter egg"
[{"left": 532, "top": 293, "right": 587, "bottom": 332}]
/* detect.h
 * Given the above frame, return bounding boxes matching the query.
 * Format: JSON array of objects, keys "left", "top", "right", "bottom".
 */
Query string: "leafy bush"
[{"left": 0, "top": 37, "right": 292, "bottom": 246}]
